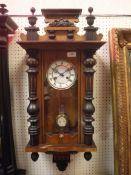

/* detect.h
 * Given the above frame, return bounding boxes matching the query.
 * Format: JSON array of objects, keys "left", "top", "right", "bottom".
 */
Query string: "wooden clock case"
[{"left": 18, "top": 7, "right": 105, "bottom": 171}]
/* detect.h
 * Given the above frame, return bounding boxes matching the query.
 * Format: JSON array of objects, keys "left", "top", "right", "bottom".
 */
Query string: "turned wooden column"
[
  {"left": 83, "top": 7, "right": 98, "bottom": 146},
  {"left": 26, "top": 53, "right": 39, "bottom": 146},
  {"left": 83, "top": 50, "right": 96, "bottom": 145},
  {"left": 25, "top": 8, "right": 40, "bottom": 146}
]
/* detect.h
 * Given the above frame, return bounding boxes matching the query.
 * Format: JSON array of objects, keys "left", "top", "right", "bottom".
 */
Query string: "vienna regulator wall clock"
[{"left": 18, "top": 7, "right": 105, "bottom": 171}]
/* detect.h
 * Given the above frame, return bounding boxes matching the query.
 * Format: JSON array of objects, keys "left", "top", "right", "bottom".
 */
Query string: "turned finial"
[
  {"left": 88, "top": 7, "right": 93, "bottom": 14},
  {"left": 86, "top": 7, "right": 95, "bottom": 27},
  {"left": 84, "top": 7, "right": 98, "bottom": 40},
  {"left": 30, "top": 7, "right": 35, "bottom": 15},
  {"left": 25, "top": 7, "right": 39, "bottom": 40},
  {"left": 0, "top": 4, "right": 8, "bottom": 15},
  {"left": 28, "top": 7, "right": 37, "bottom": 27}
]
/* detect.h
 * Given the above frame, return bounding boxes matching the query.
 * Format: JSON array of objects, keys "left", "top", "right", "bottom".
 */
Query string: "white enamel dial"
[
  {"left": 56, "top": 112, "right": 68, "bottom": 129},
  {"left": 47, "top": 60, "right": 76, "bottom": 90},
  {"left": 57, "top": 116, "right": 67, "bottom": 127}
]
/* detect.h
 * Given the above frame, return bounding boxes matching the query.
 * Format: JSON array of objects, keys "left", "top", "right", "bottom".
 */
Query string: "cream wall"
[{"left": 3, "top": 0, "right": 131, "bottom": 15}]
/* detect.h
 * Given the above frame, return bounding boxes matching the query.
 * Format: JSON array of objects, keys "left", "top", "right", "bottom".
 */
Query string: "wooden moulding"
[
  {"left": 25, "top": 143, "right": 96, "bottom": 153},
  {"left": 18, "top": 41, "right": 105, "bottom": 50},
  {"left": 41, "top": 9, "right": 82, "bottom": 19},
  {"left": 109, "top": 28, "right": 131, "bottom": 175},
  {"left": 0, "top": 15, "right": 18, "bottom": 33},
  {"left": 46, "top": 133, "right": 78, "bottom": 144},
  {"left": 0, "top": 15, "right": 18, "bottom": 45}
]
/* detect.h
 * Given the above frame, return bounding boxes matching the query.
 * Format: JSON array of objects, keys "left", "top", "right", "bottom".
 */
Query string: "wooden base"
[
  {"left": 27, "top": 143, "right": 96, "bottom": 171},
  {"left": 25, "top": 142, "right": 96, "bottom": 153},
  {"left": 26, "top": 139, "right": 96, "bottom": 171}
]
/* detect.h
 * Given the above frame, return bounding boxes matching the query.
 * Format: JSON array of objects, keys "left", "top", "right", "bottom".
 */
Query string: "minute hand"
[
  {"left": 61, "top": 67, "right": 73, "bottom": 76},
  {"left": 53, "top": 68, "right": 61, "bottom": 75}
]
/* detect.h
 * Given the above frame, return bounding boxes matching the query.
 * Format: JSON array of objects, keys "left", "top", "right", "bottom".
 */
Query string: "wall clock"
[{"left": 18, "top": 7, "right": 105, "bottom": 171}]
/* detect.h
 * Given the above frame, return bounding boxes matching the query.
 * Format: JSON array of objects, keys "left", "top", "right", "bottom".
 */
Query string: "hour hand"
[
  {"left": 53, "top": 68, "right": 60, "bottom": 74},
  {"left": 53, "top": 68, "right": 64, "bottom": 77},
  {"left": 63, "top": 67, "right": 73, "bottom": 75},
  {"left": 53, "top": 76, "right": 57, "bottom": 80}
]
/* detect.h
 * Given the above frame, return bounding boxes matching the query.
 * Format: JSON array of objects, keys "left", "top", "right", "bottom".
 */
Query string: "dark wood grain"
[
  {"left": 26, "top": 52, "right": 39, "bottom": 146},
  {"left": 83, "top": 50, "right": 96, "bottom": 145},
  {"left": 0, "top": 4, "right": 25, "bottom": 174}
]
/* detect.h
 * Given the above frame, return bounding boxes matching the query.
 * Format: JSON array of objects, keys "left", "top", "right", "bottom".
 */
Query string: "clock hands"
[
  {"left": 59, "top": 67, "right": 73, "bottom": 76},
  {"left": 47, "top": 60, "right": 76, "bottom": 89},
  {"left": 52, "top": 68, "right": 61, "bottom": 80},
  {"left": 52, "top": 67, "right": 60, "bottom": 74},
  {"left": 53, "top": 66, "right": 73, "bottom": 79},
  {"left": 53, "top": 66, "right": 74, "bottom": 84}
]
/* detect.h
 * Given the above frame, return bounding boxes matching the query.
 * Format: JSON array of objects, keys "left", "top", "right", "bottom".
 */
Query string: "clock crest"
[{"left": 18, "top": 7, "right": 105, "bottom": 171}]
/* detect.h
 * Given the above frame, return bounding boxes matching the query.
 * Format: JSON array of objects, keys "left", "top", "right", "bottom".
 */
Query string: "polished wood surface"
[
  {"left": 25, "top": 143, "right": 96, "bottom": 152},
  {"left": 18, "top": 41, "right": 105, "bottom": 50},
  {"left": 46, "top": 133, "right": 78, "bottom": 144},
  {"left": 41, "top": 50, "right": 80, "bottom": 144}
]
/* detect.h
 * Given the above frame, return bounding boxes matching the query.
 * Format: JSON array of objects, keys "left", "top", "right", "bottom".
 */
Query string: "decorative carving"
[
  {"left": 109, "top": 28, "right": 131, "bottom": 175},
  {"left": 118, "top": 32, "right": 128, "bottom": 48},
  {"left": 84, "top": 57, "right": 96, "bottom": 67},
  {"left": 49, "top": 18, "right": 74, "bottom": 27},
  {"left": 84, "top": 7, "right": 98, "bottom": 40},
  {"left": 48, "top": 30, "right": 56, "bottom": 39},
  {"left": 26, "top": 54, "right": 39, "bottom": 146},
  {"left": 67, "top": 30, "right": 74, "bottom": 39},
  {"left": 25, "top": 7, "right": 39, "bottom": 40},
  {"left": 53, "top": 152, "right": 70, "bottom": 171},
  {"left": 42, "top": 9, "right": 81, "bottom": 40},
  {"left": 83, "top": 50, "right": 96, "bottom": 146}
]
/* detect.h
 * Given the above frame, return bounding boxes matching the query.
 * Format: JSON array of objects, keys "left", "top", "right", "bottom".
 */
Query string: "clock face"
[
  {"left": 47, "top": 60, "right": 76, "bottom": 90},
  {"left": 56, "top": 113, "right": 68, "bottom": 128},
  {"left": 57, "top": 116, "right": 67, "bottom": 127}
]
